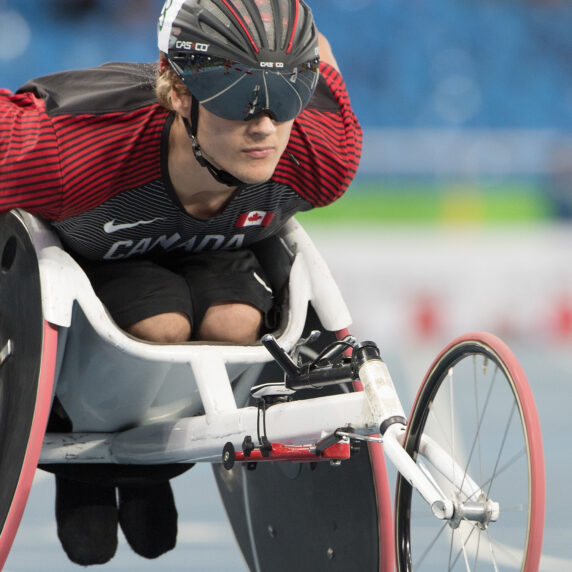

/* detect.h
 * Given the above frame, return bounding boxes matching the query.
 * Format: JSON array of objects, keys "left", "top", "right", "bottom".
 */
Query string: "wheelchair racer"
[{"left": 0, "top": 0, "right": 362, "bottom": 565}]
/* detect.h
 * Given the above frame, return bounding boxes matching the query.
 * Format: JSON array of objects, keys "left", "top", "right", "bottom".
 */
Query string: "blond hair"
[{"left": 155, "top": 54, "right": 191, "bottom": 111}]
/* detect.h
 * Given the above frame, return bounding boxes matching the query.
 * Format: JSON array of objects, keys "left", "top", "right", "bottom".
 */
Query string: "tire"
[
  {"left": 0, "top": 212, "right": 58, "bottom": 567},
  {"left": 395, "top": 332, "right": 545, "bottom": 571}
]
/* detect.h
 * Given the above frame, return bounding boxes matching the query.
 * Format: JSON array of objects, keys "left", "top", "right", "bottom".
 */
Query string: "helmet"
[{"left": 158, "top": 0, "right": 320, "bottom": 122}]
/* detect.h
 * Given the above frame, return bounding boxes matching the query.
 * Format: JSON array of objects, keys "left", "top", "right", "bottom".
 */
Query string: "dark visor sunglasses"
[{"left": 169, "top": 55, "right": 320, "bottom": 122}]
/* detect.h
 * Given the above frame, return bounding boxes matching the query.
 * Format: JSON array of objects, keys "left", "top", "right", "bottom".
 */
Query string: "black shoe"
[
  {"left": 118, "top": 481, "right": 178, "bottom": 559},
  {"left": 55, "top": 476, "right": 118, "bottom": 566}
]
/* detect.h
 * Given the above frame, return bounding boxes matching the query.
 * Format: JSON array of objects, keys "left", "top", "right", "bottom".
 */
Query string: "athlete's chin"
[
  {"left": 238, "top": 172, "right": 274, "bottom": 185},
  {"left": 229, "top": 162, "right": 278, "bottom": 185}
]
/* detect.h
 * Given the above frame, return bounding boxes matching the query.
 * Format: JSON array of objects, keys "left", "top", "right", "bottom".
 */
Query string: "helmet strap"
[{"left": 183, "top": 98, "right": 244, "bottom": 187}]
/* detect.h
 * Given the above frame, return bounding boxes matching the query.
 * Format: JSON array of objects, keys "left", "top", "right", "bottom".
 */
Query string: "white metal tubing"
[
  {"left": 39, "top": 391, "right": 376, "bottom": 465},
  {"left": 358, "top": 358, "right": 406, "bottom": 422},
  {"left": 383, "top": 424, "right": 454, "bottom": 519},
  {"left": 41, "top": 433, "right": 116, "bottom": 463},
  {"left": 280, "top": 219, "right": 352, "bottom": 332},
  {"left": 24, "top": 211, "right": 346, "bottom": 366},
  {"left": 356, "top": 354, "right": 491, "bottom": 521},
  {"left": 418, "top": 433, "right": 484, "bottom": 503},
  {"left": 122, "top": 389, "right": 374, "bottom": 462},
  {"left": 190, "top": 356, "right": 237, "bottom": 420}
]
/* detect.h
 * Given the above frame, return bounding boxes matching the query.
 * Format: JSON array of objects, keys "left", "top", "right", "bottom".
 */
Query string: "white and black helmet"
[{"left": 158, "top": 0, "right": 320, "bottom": 122}]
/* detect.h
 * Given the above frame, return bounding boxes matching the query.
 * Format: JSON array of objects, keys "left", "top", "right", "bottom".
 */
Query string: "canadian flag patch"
[{"left": 235, "top": 211, "right": 275, "bottom": 228}]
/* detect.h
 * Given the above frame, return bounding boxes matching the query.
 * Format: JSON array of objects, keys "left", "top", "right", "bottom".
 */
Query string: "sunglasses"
[{"left": 169, "top": 55, "right": 320, "bottom": 122}]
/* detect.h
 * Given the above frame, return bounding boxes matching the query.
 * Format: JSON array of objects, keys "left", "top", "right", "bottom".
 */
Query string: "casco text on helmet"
[{"left": 157, "top": 0, "right": 320, "bottom": 122}]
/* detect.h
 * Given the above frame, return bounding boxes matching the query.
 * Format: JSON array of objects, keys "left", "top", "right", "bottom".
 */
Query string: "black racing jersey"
[{"left": 0, "top": 62, "right": 362, "bottom": 261}]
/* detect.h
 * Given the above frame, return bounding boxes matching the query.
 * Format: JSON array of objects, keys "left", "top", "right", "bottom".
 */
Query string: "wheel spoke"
[
  {"left": 395, "top": 335, "right": 544, "bottom": 572},
  {"left": 486, "top": 401, "right": 517, "bottom": 498},
  {"left": 472, "top": 529, "right": 481, "bottom": 571},
  {"left": 448, "top": 367, "right": 455, "bottom": 495},
  {"left": 448, "top": 523, "right": 455, "bottom": 570},
  {"left": 486, "top": 529, "right": 501, "bottom": 572},
  {"left": 486, "top": 531, "right": 527, "bottom": 568},
  {"left": 449, "top": 523, "right": 478, "bottom": 570},
  {"left": 473, "top": 356, "right": 483, "bottom": 488},
  {"left": 460, "top": 530, "right": 472, "bottom": 571},
  {"left": 479, "top": 447, "right": 526, "bottom": 494},
  {"left": 415, "top": 519, "right": 450, "bottom": 568},
  {"left": 459, "top": 364, "right": 498, "bottom": 497}
]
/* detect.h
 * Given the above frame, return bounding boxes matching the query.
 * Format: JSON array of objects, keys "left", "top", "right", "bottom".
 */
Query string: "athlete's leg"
[
  {"left": 54, "top": 250, "right": 274, "bottom": 564},
  {"left": 54, "top": 259, "right": 188, "bottom": 563},
  {"left": 80, "top": 257, "right": 194, "bottom": 341},
  {"left": 183, "top": 249, "right": 274, "bottom": 344},
  {"left": 125, "top": 303, "right": 262, "bottom": 344},
  {"left": 126, "top": 312, "right": 191, "bottom": 343},
  {"left": 197, "top": 302, "right": 263, "bottom": 344},
  {"left": 55, "top": 476, "right": 118, "bottom": 566},
  {"left": 117, "top": 482, "right": 178, "bottom": 559},
  {"left": 79, "top": 250, "right": 274, "bottom": 344}
]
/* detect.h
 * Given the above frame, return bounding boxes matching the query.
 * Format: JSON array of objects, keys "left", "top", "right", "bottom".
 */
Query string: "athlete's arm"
[
  {"left": 0, "top": 89, "right": 63, "bottom": 219},
  {"left": 273, "top": 42, "right": 362, "bottom": 207}
]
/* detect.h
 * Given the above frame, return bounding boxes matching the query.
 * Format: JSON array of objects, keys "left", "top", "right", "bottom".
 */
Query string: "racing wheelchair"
[{"left": 0, "top": 209, "right": 545, "bottom": 570}]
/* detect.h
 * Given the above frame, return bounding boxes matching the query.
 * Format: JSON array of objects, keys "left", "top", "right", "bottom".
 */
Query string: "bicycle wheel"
[
  {"left": 0, "top": 212, "right": 58, "bottom": 567},
  {"left": 395, "top": 332, "right": 545, "bottom": 571}
]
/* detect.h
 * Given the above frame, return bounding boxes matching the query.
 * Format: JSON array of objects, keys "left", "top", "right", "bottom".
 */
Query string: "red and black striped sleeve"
[
  {"left": 273, "top": 62, "right": 363, "bottom": 207},
  {"left": 1, "top": 87, "right": 168, "bottom": 221},
  {"left": 53, "top": 107, "right": 167, "bottom": 219},
  {"left": 0, "top": 90, "right": 64, "bottom": 219}
]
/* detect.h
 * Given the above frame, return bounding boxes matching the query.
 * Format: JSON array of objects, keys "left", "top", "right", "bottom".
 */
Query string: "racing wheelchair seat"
[{"left": 0, "top": 209, "right": 394, "bottom": 570}]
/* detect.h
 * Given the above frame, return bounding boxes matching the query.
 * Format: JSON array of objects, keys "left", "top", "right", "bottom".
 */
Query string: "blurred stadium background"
[
  {"left": 3, "top": 0, "right": 572, "bottom": 221},
  {"left": 1, "top": 1, "right": 572, "bottom": 570},
  {"left": 3, "top": 0, "right": 572, "bottom": 345}
]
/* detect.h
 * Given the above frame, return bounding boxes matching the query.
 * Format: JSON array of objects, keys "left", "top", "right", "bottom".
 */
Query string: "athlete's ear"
[{"left": 171, "top": 88, "right": 193, "bottom": 120}]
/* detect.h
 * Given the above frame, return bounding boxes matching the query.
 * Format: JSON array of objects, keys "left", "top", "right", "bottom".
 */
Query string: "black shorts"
[{"left": 78, "top": 250, "right": 275, "bottom": 334}]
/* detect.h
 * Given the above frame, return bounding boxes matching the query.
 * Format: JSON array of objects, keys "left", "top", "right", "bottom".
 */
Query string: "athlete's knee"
[
  {"left": 197, "top": 303, "right": 263, "bottom": 344},
  {"left": 126, "top": 312, "right": 191, "bottom": 343}
]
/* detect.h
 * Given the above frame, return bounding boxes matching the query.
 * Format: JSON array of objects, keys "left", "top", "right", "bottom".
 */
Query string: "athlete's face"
[{"left": 196, "top": 105, "right": 295, "bottom": 185}]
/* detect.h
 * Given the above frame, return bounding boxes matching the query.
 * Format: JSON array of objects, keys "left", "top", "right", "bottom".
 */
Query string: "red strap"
[
  {"left": 220, "top": 0, "right": 260, "bottom": 53},
  {"left": 285, "top": 0, "right": 299, "bottom": 54}
]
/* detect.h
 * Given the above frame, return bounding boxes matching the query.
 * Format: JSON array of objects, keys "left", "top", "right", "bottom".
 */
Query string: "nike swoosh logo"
[{"left": 103, "top": 217, "right": 166, "bottom": 234}]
